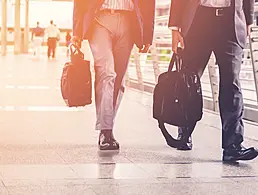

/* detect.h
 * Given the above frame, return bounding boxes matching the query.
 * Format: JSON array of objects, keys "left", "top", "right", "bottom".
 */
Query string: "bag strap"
[
  {"left": 69, "top": 43, "right": 84, "bottom": 60},
  {"left": 167, "top": 51, "right": 183, "bottom": 72},
  {"left": 70, "top": 43, "right": 83, "bottom": 56},
  {"left": 168, "top": 53, "right": 176, "bottom": 72},
  {"left": 158, "top": 120, "right": 184, "bottom": 148}
]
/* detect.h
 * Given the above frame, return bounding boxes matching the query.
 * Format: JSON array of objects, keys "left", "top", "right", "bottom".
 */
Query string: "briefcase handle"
[
  {"left": 168, "top": 49, "right": 183, "bottom": 72},
  {"left": 69, "top": 43, "right": 84, "bottom": 60}
]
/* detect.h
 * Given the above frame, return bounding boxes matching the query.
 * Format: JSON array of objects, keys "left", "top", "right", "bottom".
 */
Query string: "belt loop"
[{"left": 215, "top": 8, "right": 224, "bottom": 16}]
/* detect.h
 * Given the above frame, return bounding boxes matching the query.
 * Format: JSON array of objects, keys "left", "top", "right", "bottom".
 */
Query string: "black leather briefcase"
[
  {"left": 61, "top": 44, "right": 92, "bottom": 107},
  {"left": 153, "top": 53, "right": 203, "bottom": 147}
]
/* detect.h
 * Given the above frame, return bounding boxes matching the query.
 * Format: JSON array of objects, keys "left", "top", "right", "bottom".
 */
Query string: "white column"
[
  {"left": 23, "top": 0, "right": 29, "bottom": 53},
  {"left": 14, "top": 0, "right": 21, "bottom": 54},
  {"left": 1, "top": 0, "right": 8, "bottom": 56}
]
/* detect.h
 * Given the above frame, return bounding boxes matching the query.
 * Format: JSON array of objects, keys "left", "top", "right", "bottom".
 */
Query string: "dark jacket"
[
  {"left": 73, "top": 0, "right": 156, "bottom": 48},
  {"left": 168, "top": 0, "right": 255, "bottom": 47}
]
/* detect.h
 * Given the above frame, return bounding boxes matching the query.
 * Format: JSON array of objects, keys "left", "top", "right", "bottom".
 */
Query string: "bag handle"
[
  {"left": 168, "top": 48, "right": 183, "bottom": 72},
  {"left": 69, "top": 43, "right": 84, "bottom": 59},
  {"left": 168, "top": 53, "right": 178, "bottom": 72}
]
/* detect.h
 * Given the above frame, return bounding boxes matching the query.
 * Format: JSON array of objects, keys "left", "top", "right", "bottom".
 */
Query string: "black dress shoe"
[
  {"left": 177, "top": 133, "right": 193, "bottom": 151},
  {"left": 223, "top": 145, "right": 258, "bottom": 162},
  {"left": 98, "top": 133, "right": 120, "bottom": 151}
]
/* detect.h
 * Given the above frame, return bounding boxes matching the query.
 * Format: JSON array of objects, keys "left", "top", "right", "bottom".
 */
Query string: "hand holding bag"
[
  {"left": 61, "top": 44, "right": 92, "bottom": 107},
  {"left": 153, "top": 52, "right": 203, "bottom": 148}
]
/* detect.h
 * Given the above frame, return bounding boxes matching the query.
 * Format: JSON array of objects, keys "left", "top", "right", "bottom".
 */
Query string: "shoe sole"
[
  {"left": 177, "top": 146, "right": 192, "bottom": 151},
  {"left": 177, "top": 143, "right": 193, "bottom": 151},
  {"left": 223, "top": 151, "right": 258, "bottom": 162},
  {"left": 99, "top": 147, "right": 120, "bottom": 151},
  {"left": 98, "top": 144, "right": 120, "bottom": 151}
]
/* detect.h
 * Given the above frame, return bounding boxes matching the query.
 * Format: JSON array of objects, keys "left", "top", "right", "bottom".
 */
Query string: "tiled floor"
[{"left": 0, "top": 55, "right": 258, "bottom": 194}]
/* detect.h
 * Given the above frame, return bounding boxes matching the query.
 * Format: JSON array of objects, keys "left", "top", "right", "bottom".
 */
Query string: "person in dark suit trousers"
[
  {"left": 169, "top": 0, "right": 258, "bottom": 162},
  {"left": 72, "top": 0, "right": 156, "bottom": 150}
]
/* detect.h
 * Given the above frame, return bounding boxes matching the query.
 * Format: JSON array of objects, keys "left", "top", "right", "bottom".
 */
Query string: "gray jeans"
[{"left": 89, "top": 11, "right": 134, "bottom": 130}]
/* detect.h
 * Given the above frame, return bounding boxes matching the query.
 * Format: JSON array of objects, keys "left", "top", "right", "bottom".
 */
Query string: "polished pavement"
[{"left": 0, "top": 54, "right": 258, "bottom": 194}]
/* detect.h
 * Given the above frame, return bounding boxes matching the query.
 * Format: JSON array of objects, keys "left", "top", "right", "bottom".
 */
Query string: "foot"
[
  {"left": 223, "top": 145, "right": 258, "bottom": 162},
  {"left": 177, "top": 133, "right": 193, "bottom": 151},
  {"left": 98, "top": 132, "right": 120, "bottom": 151}
]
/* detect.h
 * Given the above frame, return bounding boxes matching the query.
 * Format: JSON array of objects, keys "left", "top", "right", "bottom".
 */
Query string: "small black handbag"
[
  {"left": 61, "top": 44, "right": 92, "bottom": 107},
  {"left": 153, "top": 52, "right": 203, "bottom": 147}
]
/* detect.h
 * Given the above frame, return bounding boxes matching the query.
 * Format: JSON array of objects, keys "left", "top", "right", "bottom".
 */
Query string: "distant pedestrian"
[
  {"left": 31, "top": 22, "right": 44, "bottom": 58},
  {"left": 45, "top": 20, "right": 60, "bottom": 59}
]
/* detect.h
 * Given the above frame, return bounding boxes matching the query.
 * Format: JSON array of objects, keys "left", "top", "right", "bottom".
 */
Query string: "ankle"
[{"left": 100, "top": 129, "right": 112, "bottom": 136}]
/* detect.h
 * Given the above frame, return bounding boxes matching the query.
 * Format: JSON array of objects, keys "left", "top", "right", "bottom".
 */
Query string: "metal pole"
[
  {"left": 150, "top": 43, "right": 160, "bottom": 83},
  {"left": 14, "top": 0, "right": 21, "bottom": 54},
  {"left": 133, "top": 46, "right": 144, "bottom": 90},
  {"left": 1, "top": 0, "right": 8, "bottom": 56},
  {"left": 23, "top": 0, "right": 29, "bottom": 53},
  {"left": 207, "top": 52, "right": 219, "bottom": 112},
  {"left": 249, "top": 33, "right": 258, "bottom": 105},
  {"left": 125, "top": 67, "right": 130, "bottom": 86}
]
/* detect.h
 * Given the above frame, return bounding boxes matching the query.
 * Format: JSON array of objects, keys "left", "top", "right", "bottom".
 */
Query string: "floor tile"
[
  {"left": 70, "top": 164, "right": 152, "bottom": 179},
  {"left": 7, "top": 185, "right": 97, "bottom": 195},
  {"left": 0, "top": 165, "right": 77, "bottom": 180}
]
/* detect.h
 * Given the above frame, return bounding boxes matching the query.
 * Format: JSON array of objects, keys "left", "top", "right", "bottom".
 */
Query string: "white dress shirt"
[
  {"left": 45, "top": 24, "right": 60, "bottom": 38},
  {"left": 201, "top": 0, "right": 231, "bottom": 7},
  {"left": 101, "top": 0, "right": 134, "bottom": 11}
]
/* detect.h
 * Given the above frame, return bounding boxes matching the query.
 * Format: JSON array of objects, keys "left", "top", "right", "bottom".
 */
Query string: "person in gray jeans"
[{"left": 72, "top": 0, "right": 156, "bottom": 150}]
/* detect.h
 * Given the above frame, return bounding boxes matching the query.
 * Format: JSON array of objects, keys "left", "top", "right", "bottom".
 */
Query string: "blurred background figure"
[
  {"left": 31, "top": 21, "right": 44, "bottom": 58},
  {"left": 45, "top": 20, "right": 60, "bottom": 59},
  {"left": 65, "top": 31, "right": 72, "bottom": 57}
]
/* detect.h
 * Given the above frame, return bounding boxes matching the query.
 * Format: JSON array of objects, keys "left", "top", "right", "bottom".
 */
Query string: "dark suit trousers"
[{"left": 180, "top": 6, "right": 245, "bottom": 149}]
